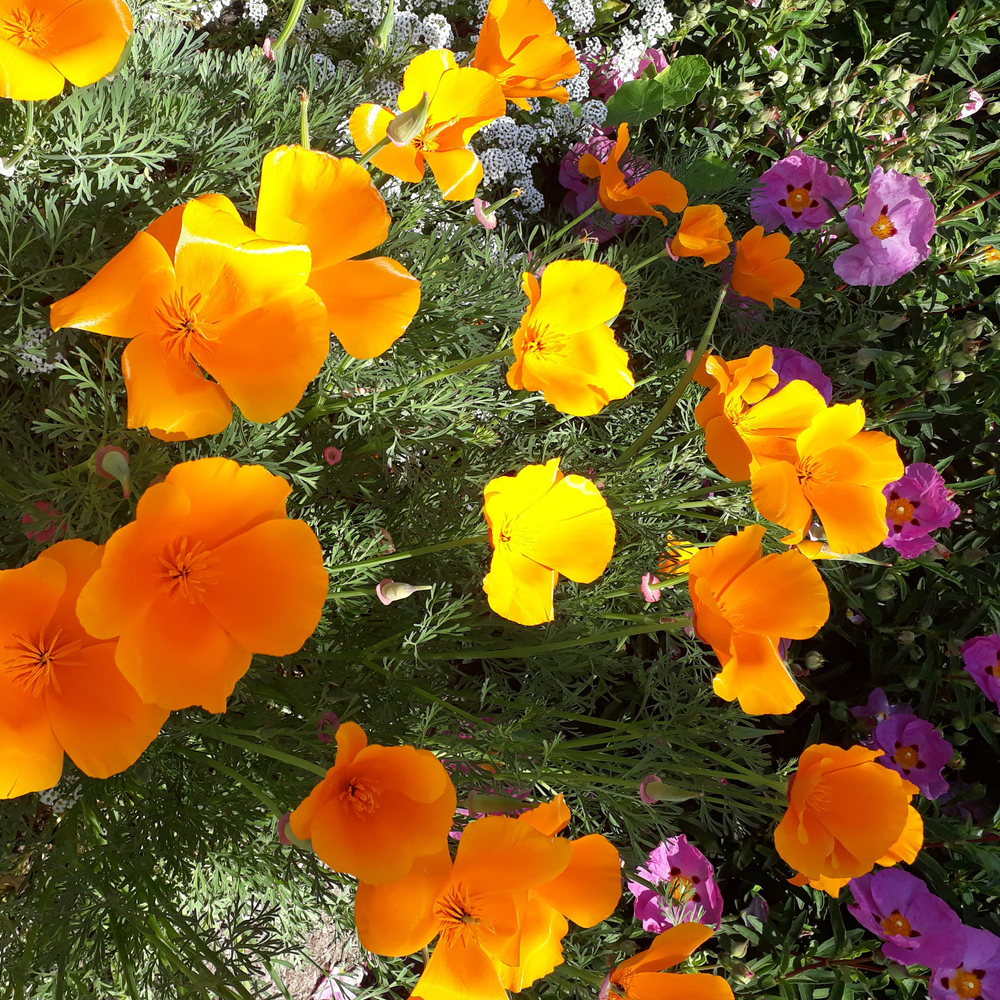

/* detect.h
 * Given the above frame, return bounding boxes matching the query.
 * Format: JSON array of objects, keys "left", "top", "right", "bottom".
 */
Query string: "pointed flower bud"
[
  {"left": 94, "top": 445, "right": 130, "bottom": 498},
  {"left": 639, "top": 774, "right": 702, "bottom": 803},
  {"left": 386, "top": 92, "right": 429, "bottom": 147},
  {"left": 376, "top": 579, "right": 432, "bottom": 605}
]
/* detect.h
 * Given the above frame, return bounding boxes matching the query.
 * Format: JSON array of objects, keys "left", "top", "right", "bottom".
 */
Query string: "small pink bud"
[
  {"left": 277, "top": 811, "right": 293, "bottom": 845},
  {"left": 316, "top": 712, "right": 340, "bottom": 743},
  {"left": 473, "top": 197, "right": 497, "bottom": 230},
  {"left": 639, "top": 774, "right": 662, "bottom": 804},
  {"left": 262, "top": 37, "right": 276, "bottom": 61},
  {"left": 94, "top": 444, "right": 130, "bottom": 498},
  {"left": 323, "top": 445, "right": 343, "bottom": 466},
  {"left": 640, "top": 573, "right": 661, "bottom": 603}
]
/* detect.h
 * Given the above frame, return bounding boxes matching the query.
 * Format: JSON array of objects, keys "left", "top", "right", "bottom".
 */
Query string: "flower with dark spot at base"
[
  {"left": 931, "top": 926, "right": 1000, "bottom": 1000},
  {"left": 750, "top": 152, "right": 851, "bottom": 233},
  {"left": 882, "top": 463, "right": 960, "bottom": 559},
  {"left": 960, "top": 634, "right": 1000, "bottom": 708},
  {"left": 872, "top": 713, "right": 953, "bottom": 799}
]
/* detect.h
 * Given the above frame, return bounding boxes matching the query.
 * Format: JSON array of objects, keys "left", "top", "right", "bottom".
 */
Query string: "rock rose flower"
[
  {"left": 769, "top": 347, "right": 833, "bottom": 404},
  {"left": 627, "top": 835, "right": 724, "bottom": 933},
  {"left": 482, "top": 458, "right": 615, "bottom": 626},
  {"left": 602, "top": 923, "right": 734, "bottom": 1000},
  {"left": 0, "top": 540, "right": 167, "bottom": 798},
  {"left": 833, "top": 167, "right": 936, "bottom": 286},
  {"left": 350, "top": 49, "right": 505, "bottom": 201},
  {"left": 687, "top": 524, "right": 830, "bottom": 715},
  {"left": 506, "top": 260, "right": 633, "bottom": 416},
  {"left": 0, "top": 0, "right": 132, "bottom": 100},
  {"left": 669, "top": 204, "right": 733, "bottom": 265},
  {"left": 289, "top": 721, "right": 456, "bottom": 885},
  {"left": 750, "top": 401, "right": 905, "bottom": 553},
  {"left": 872, "top": 713, "right": 953, "bottom": 800},
  {"left": 775, "top": 743, "right": 923, "bottom": 896},
  {"left": 960, "top": 634, "right": 1000, "bottom": 708},
  {"left": 471, "top": 0, "right": 579, "bottom": 108},
  {"left": 848, "top": 870, "right": 965, "bottom": 967},
  {"left": 75, "top": 458, "right": 329, "bottom": 713},
  {"left": 579, "top": 123, "right": 687, "bottom": 224},
  {"left": 882, "top": 462, "right": 960, "bottom": 558},
  {"left": 749, "top": 152, "right": 852, "bottom": 233},
  {"left": 730, "top": 226, "right": 804, "bottom": 309},
  {"left": 50, "top": 194, "right": 329, "bottom": 441},
  {"left": 932, "top": 927, "right": 1000, "bottom": 1000},
  {"left": 255, "top": 145, "right": 421, "bottom": 360}
]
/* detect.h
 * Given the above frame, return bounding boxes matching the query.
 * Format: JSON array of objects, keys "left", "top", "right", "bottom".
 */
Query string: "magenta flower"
[
  {"left": 957, "top": 89, "right": 985, "bottom": 120},
  {"left": 585, "top": 47, "right": 668, "bottom": 102},
  {"left": 323, "top": 446, "right": 343, "bottom": 466},
  {"left": 316, "top": 712, "right": 340, "bottom": 744},
  {"left": 932, "top": 927, "right": 1000, "bottom": 1000},
  {"left": 640, "top": 573, "right": 662, "bottom": 603},
  {"left": 833, "top": 167, "right": 936, "bottom": 286},
  {"left": 21, "top": 500, "right": 66, "bottom": 543},
  {"left": 473, "top": 197, "right": 498, "bottom": 230},
  {"left": 767, "top": 347, "right": 833, "bottom": 403},
  {"left": 872, "top": 713, "right": 953, "bottom": 799},
  {"left": 851, "top": 688, "right": 910, "bottom": 743},
  {"left": 626, "top": 835, "right": 723, "bottom": 932},
  {"left": 749, "top": 152, "right": 851, "bottom": 233},
  {"left": 883, "top": 463, "right": 960, "bottom": 559},
  {"left": 848, "top": 870, "right": 966, "bottom": 968},
  {"left": 961, "top": 634, "right": 1000, "bottom": 708}
]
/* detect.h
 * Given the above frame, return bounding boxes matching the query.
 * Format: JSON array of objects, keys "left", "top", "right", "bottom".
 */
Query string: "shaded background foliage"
[{"left": 1, "top": 0, "right": 999, "bottom": 996}]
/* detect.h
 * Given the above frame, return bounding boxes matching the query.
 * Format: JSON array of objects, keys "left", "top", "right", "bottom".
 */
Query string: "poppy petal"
[
  {"left": 0, "top": 38, "right": 65, "bottom": 100},
  {"left": 422, "top": 148, "right": 484, "bottom": 201},
  {"left": 703, "top": 416, "right": 754, "bottom": 481},
  {"left": 423, "top": 66, "right": 506, "bottom": 147},
  {"left": 750, "top": 460, "right": 812, "bottom": 543},
  {"left": 398, "top": 48, "right": 457, "bottom": 110},
  {"left": 534, "top": 833, "right": 621, "bottom": 927},
  {"left": 144, "top": 193, "right": 240, "bottom": 261},
  {"left": 483, "top": 458, "right": 561, "bottom": 526},
  {"left": 256, "top": 146, "right": 391, "bottom": 270},
  {"left": 38, "top": 539, "right": 105, "bottom": 643},
  {"left": 483, "top": 546, "right": 556, "bottom": 627},
  {"left": 0, "top": 671, "right": 63, "bottom": 798},
  {"left": 624, "top": 971, "right": 734, "bottom": 1000},
  {"left": 49, "top": 231, "right": 176, "bottom": 340},
  {"left": 193, "top": 288, "right": 329, "bottom": 423},
  {"left": 805, "top": 480, "right": 889, "bottom": 554},
  {"left": 201, "top": 518, "right": 327, "bottom": 656},
  {"left": 527, "top": 260, "right": 626, "bottom": 337},
  {"left": 518, "top": 794, "right": 571, "bottom": 836},
  {"left": 335, "top": 720, "right": 368, "bottom": 765},
  {"left": 739, "top": 380, "right": 827, "bottom": 442},
  {"left": 615, "top": 923, "right": 715, "bottom": 976},
  {"left": 876, "top": 805, "right": 923, "bottom": 865},
  {"left": 412, "top": 933, "right": 508, "bottom": 1000},
  {"left": 627, "top": 170, "right": 689, "bottom": 214},
  {"left": 44, "top": 0, "right": 132, "bottom": 86},
  {"left": 713, "top": 632, "right": 803, "bottom": 715},
  {"left": 45, "top": 643, "right": 167, "bottom": 778},
  {"left": 354, "top": 744, "right": 453, "bottom": 803},
  {"left": 797, "top": 401, "right": 865, "bottom": 457},
  {"left": 348, "top": 104, "right": 426, "bottom": 182},
  {"left": 311, "top": 257, "right": 421, "bottom": 359},
  {"left": 121, "top": 332, "right": 233, "bottom": 441},
  {"left": 496, "top": 897, "right": 567, "bottom": 991},
  {"left": 354, "top": 847, "right": 452, "bottom": 956},
  {"left": 115, "top": 592, "right": 250, "bottom": 713}
]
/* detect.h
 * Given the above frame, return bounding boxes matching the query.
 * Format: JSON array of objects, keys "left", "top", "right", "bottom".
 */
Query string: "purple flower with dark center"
[
  {"left": 626, "top": 835, "right": 723, "bottom": 932},
  {"left": 833, "top": 167, "right": 936, "bottom": 286},
  {"left": 883, "top": 463, "right": 960, "bottom": 559},
  {"left": 749, "top": 152, "right": 852, "bottom": 233},
  {"left": 872, "top": 712, "right": 953, "bottom": 799},
  {"left": 559, "top": 133, "right": 649, "bottom": 243},
  {"left": 932, "top": 927, "right": 1000, "bottom": 1000},
  {"left": 768, "top": 347, "right": 833, "bottom": 403},
  {"left": 961, "top": 634, "right": 1000, "bottom": 708},
  {"left": 848, "top": 870, "right": 966, "bottom": 968},
  {"left": 851, "top": 688, "right": 910, "bottom": 743}
]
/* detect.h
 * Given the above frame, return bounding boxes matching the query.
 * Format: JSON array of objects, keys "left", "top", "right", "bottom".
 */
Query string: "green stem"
[
  {"left": 358, "top": 135, "right": 392, "bottom": 167},
  {"left": 197, "top": 728, "right": 328, "bottom": 777},
  {"left": 328, "top": 533, "right": 488, "bottom": 576},
  {"left": 543, "top": 199, "right": 602, "bottom": 246},
  {"left": 2, "top": 100, "right": 35, "bottom": 170},
  {"left": 271, "top": 0, "right": 307, "bottom": 50},
  {"left": 627, "top": 249, "right": 668, "bottom": 274},
  {"left": 617, "top": 285, "right": 726, "bottom": 466}
]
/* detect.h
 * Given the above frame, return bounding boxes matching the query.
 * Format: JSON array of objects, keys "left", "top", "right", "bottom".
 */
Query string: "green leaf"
[
  {"left": 656, "top": 54, "right": 712, "bottom": 111},
  {"left": 681, "top": 154, "right": 738, "bottom": 196},
  {"left": 605, "top": 76, "right": 667, "bottom": 128}
]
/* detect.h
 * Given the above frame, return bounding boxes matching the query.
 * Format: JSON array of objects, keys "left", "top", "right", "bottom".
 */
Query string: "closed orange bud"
[
  {"left": 731, "top": 226, "right": 803, "bottom": 309},
  {"left": 670, "top": 204, "right": 733, "bottom": 266}
]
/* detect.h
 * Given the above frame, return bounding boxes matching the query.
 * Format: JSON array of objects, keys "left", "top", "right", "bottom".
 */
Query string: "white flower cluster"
[
  {"left": 13, "top": 327, "right": 63, "bottom": 374},
  {"left": 245, "top": 0, "right": 267, "bottom": 26},
  {"left": 39, "top": 777, "right": 83, "bottom": 814},
  {"left": 559, "top": 0, "right": 595, "bottom": 33}
]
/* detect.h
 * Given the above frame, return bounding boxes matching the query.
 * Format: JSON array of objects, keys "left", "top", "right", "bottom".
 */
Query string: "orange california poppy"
[
  {"left": 603, "top": 923, "right": 734, "bottom": 1000},
  {"left": 50, "top": 194, "right": 329, "bottom": 441},
  {"left": 506, "top": 260, "right": 633, "bottom": 416},
  {"left": 578, "top": 123, "right": 687, "bottom": 224},
  {"left": 255, "top": 145, "right": 421, "bottom": 360},
  {"left": 0, "top": 0, "right": 132, "bottom": 101},
  {"left": 669, "top": 204, "right": 733, "bottom": 266},
  {"left": 0, "top": 539, "right": 167, "bottom": 799},
  {"left": 687, "top": 525, "right": 830, "bottom": 716},
  {"left": 350, "top": 49, "right": 506, "bottom": 202},
  {"left": 482, "top": 458, "right": 616, "bottom": 626},
  {"left": 694, "top": 346, "right": 828, "bottom": 481},
  {"left": 730, "top": 226, "right": 803, "bottom": 309},
  {"left": 75, "top": 457, "right": 328, "bottom": 713},
  {"left": 751, "top": 401, "right": 905, "bottom": 554},
  {"left": 775, "top": 743, "right": 923, "bottom": 897},
  {"left": 355, "top": 806, "right": 616, "bottom": 1000},
  {"left": 499, "top": 795, "right": 622, "bottom": 992},
  {"left": 288, "top": 721, "right": 456, "bottom": 885},
  {"left": 470, "top": 0, "right": 580, "bottom": 109}
]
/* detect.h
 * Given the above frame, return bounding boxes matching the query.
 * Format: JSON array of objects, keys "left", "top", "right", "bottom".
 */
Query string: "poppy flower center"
[
  {"left": 879, "top": 909, "right": 914, "bottom": 937},
  {"left": 3, "top": 628, "right": 84, "bottom": 696},
  {"left": 943, "top": 968, "right": 984, "bottom": 999},
  {"left": 891, "top": 742, "right": 922, "bottom": 772},
  {"left": 1, "top": 7, "right": 48, "bottom": 52},
  {"left": 434, "top": 885, "right": 482, "bottom": 943},
  {"left": 158, "top": 537, "right": 218, "bottom": 603},
  {"left": 870, "top": 206, "right": 898, "bottom": 241},
  {"left": 342, "top": 777, "right": 377, "bottom": 814},
  {"left": 155, "top": 290, "right": 219, "bottom": 363}
]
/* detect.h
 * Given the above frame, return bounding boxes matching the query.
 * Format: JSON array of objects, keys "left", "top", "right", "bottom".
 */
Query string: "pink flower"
[
  {"left": 638, "top": 774, "right": 662, "bottom": 804},
  {"left": 749, "top": 152, "right": 852, "bottom": 233},
  {"left": 640, "top": 573, "right": 661, "bottom": 603},
  {"left": 585, "top": 47, "right": 668, "bottom": 102},
  {"left": 956, "top": 88, "right": 984, "bottom": 120},
  {"left": 961, "top": 634, "right": 1000, "bottom": 708},
  {"left": 883, "top": 463, "right": 960, "bottom": 558},
  {"left": 21, "top": 500, "right": 66, "bottom": 543},
  {"left": 473, "top": 197, "right": 497, "bottom": 230},
  {"left": 833, "top": 167, "right": 936, "bottom": 286},
  {"left": 872, "top": 713, "right": 953, "bottom": 799},
  {"left": 323, "top": 446, "right": 343, "bottom": 466},
  {"left": 277, "top": 811, "right": 293, "bottom": 845},
  {"left": 262, "top": 37, "right": 276, "bottom": 61},
  {"left": 316, "top": 712, "right": 340, "bottom": 744}
]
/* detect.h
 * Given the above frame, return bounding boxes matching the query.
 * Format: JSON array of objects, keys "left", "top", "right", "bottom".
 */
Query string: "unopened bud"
[
  {"left": 376, "top": 578, "right": 432, "bottom": 605},
  {"left": 639, "top": 774, "right": 703, "bottom": 803},
  {"left": 94, "top": 445, "right": 130, "bottom": 499},
  {"left": 386, "top": 92, "right": 429, "bottom": 147},
  {"left": 803, "top": 650, "right": 824, "bottom": 670},
  {"left": 875, "top": 584, "right": 896, "bottom": 601}
]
